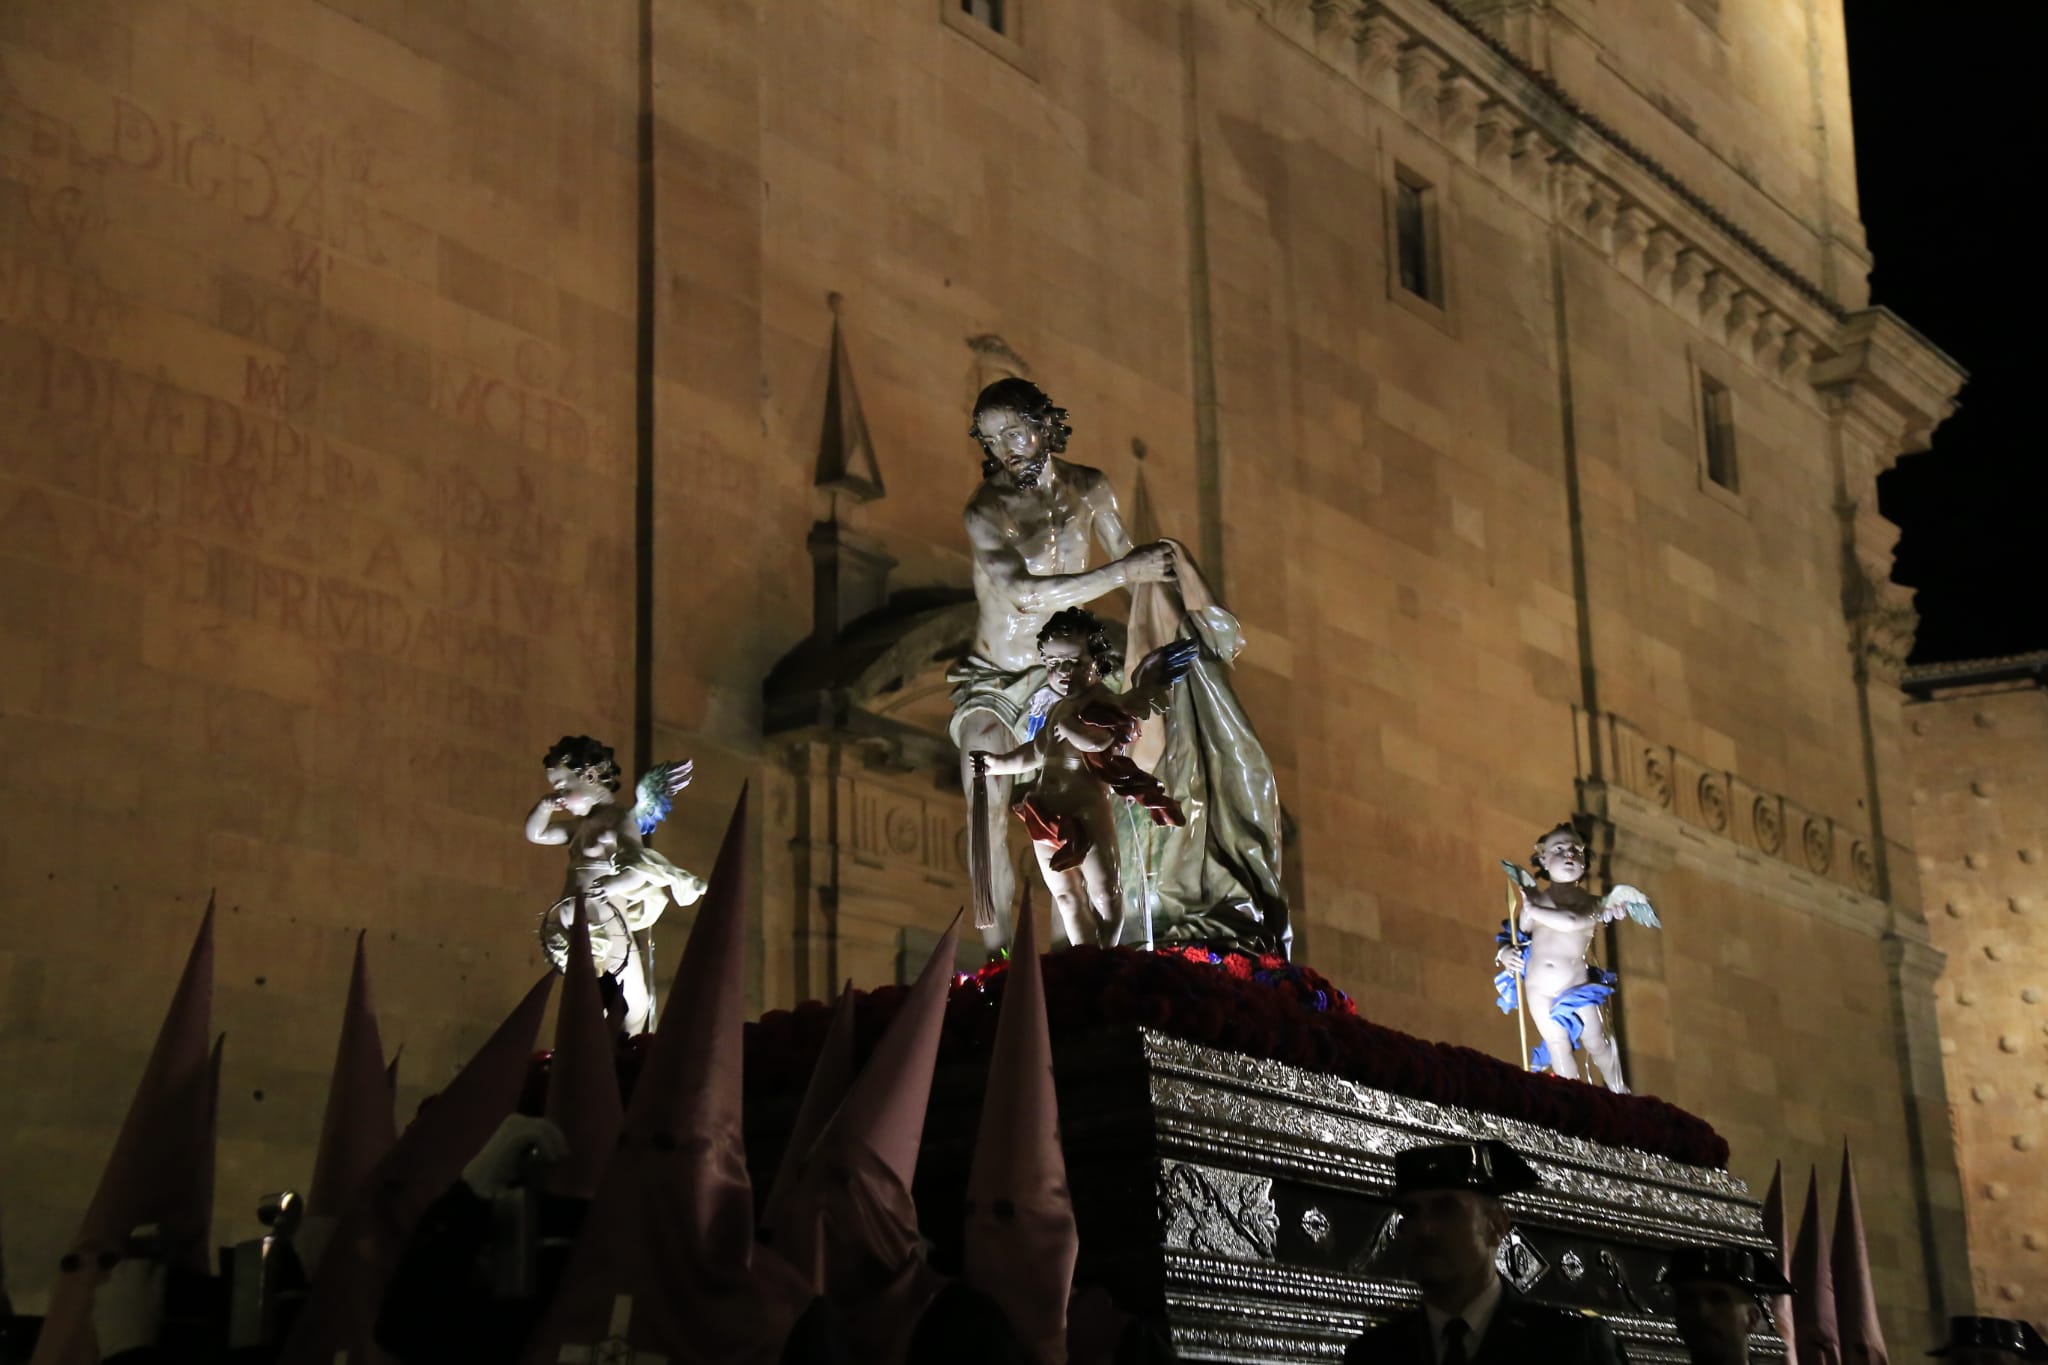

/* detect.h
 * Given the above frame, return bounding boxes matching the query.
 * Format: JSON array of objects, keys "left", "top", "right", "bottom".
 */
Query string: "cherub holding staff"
[{"left": 1493, "top": 821, "right": 1660, "bottom": 1093}]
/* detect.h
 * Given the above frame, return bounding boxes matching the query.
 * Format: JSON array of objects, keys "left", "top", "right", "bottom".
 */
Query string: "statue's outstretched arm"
[
  {"left": 971, "top": 737, "right": 1046, "bottom": 777},
  {"left": 524, "top": 797, "right": 569, "bottom": 846}
]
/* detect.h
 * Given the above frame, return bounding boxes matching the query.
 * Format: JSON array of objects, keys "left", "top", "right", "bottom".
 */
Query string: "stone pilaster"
[
  {"left": 1810, "top": 308, "right": 1969, "bottom": 1322},
  {"left": 1811, "top": 308, "right": 1967, "bottom": 902},
  {"left": 1882, "top": 932, "right": 1975, "bottom": 1329}
]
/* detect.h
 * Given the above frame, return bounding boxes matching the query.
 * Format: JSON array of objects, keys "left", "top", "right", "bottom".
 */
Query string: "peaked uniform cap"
[
  {"left": 309, "top": 932, "right": 396, "bottom": 1216},
  {"left": 543, "top": 896, "right": 624, "bottom": 1198},
  {"left": 1669, "top": 1245, "right": 1795, "bottom": 1295},
  {"left": 1926, "top": 1318, "right": 2048, "bottom": 1359},
  {"left": 31, "top": 903, "right": 217, "bottom": 1365},
  {"left": 1391, "top": 1140, "right": 1540, "bottom": 1198}
]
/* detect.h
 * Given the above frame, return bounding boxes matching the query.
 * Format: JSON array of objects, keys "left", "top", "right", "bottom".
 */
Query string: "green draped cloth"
[{"left": 1116, "top": 542, "right": 1290, "bottom": 954}]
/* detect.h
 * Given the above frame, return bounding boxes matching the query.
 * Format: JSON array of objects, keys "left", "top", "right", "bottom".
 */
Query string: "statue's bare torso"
[{"left": 964, "top": 460, "right": 1132, "bottom": 670}]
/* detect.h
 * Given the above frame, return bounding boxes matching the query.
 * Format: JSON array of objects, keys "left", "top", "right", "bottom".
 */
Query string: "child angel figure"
[
  {"left": 970, "top": 608, "right": 1197, "bottom": 948},
  {"left": 1493, "top": 821, "right": 1661, "bottom": 1093},
  {"left": 523, "top": 734, "right": 705, "bottom": 1033}
]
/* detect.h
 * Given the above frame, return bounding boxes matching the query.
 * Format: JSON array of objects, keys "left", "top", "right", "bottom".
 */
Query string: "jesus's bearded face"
[{"left": 975, "top": 408, "right": 1049, "bottom": 488}]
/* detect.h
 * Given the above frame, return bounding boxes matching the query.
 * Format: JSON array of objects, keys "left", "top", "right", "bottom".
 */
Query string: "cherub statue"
[
  {"left": 523, "top": 735, "right": 705, "bottom": 1034},
  {"left": 970, "top": 609, "right": 1197, "bottom": 948},
  {"left": 1492, "top": 821, "right": 1661, "bottom": 1093}
]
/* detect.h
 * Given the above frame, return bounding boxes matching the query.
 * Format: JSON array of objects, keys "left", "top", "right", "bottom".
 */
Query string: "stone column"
[{"left": 1811, "top": 308, "right": 1971, "bottom": 1326}]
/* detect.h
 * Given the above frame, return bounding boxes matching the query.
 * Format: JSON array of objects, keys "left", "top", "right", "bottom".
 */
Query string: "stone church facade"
[{"left": 0, "top": 0, "right": 1991, "bottom": 1341}]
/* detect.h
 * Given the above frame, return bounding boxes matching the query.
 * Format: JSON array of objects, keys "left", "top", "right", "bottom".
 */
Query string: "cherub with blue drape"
[{"left": 1492, "top": 821, "right": 1660, "bottom": 1093}]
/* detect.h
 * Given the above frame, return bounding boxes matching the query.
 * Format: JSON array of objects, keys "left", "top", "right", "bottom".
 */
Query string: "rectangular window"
[
  {"left": 962, "top": 0, "right": 1005, "bottom": 33},
  {"left": 1700, "top": 374, "right": 1737, "bottom": 492},
  {"left": 1394, "top": 171, "right": 1439, "bottom": 305}
]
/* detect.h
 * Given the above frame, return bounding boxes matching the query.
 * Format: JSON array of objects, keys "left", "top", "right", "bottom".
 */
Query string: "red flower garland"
[{"left": 740, "top": 945, "right": 1729, "bottom": 1170}]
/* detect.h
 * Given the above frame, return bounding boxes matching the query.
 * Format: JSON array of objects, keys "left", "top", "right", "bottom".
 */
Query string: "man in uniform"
[
  {"left": 1666, "top": 1245, "right": 1792, "bottom": 1365},
  {"left": 1925, "top": 1317, "right": 2048, "bottom": 1364},
  {"left": 1344, "top": 1140, "right": 1629, "bottom": 1364}
]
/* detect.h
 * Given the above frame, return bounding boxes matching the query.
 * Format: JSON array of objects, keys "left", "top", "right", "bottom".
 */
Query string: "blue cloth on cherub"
[{"left": 1493, "top": 919, "right": 1620, "bottom": 1072}]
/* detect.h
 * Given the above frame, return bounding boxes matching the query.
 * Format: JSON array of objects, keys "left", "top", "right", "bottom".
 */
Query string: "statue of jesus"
[{"left": 951, "top": 378, "right": 1176, "bottom": 936}]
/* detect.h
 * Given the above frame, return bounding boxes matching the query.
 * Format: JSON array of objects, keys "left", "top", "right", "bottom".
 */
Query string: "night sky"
[{"left": 1850, "top": 3, "right": 2048, "bottom": 665}]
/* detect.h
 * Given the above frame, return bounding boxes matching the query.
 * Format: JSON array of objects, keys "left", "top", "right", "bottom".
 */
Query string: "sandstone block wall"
[
  {"left": 1, "top": 0, "right": 645, "bottom": 1302},
  {"left": 0, "top": 0, "right": 1966, "bottom": 1342},
  {"left": 1908, "top": 674, "right": 2048, "bottom": 1312}
]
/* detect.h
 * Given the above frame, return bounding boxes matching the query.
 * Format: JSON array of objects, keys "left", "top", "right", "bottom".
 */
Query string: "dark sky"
[{"left": 1850, "top": 3, "right": 2048, "bottom": 664}]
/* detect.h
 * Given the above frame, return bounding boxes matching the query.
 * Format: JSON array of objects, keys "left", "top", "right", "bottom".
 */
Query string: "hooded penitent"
[
  {"left": 279, "top": 969, "right": 555, "bottom": 1365},
  {"left": 33, "top": 902, "right": 218, "bottom": 1365},
  {"left": 964, "top": 884, "right": 1078, "bottom": 1364},
  {"left": 308, "top": 932, "right": 396, "bottom": 1217},
  {"left": 1762, "top": 1161, "right": 1799, "bottom": 1364},
  {"left": 770, "top": 912, "right": 962, "bottom": 1360},
  {"left": 1791, "top": 1165, "right": 1842, "bottom": 1365},
  {"left": 1831, "top": 1145, "right": 1886, "bottom": 1365},
  {"left": 542, "top": 898, "right": 625, "bottom": 1200},
  {"left": 520, "top": 788, "right": 812, "bottom": 1365}
]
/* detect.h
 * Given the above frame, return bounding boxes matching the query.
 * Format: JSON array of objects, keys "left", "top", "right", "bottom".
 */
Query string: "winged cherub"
[
  {"left": 970, "top": 608, "right": 1197, "bottom": 948},
  {"left": 1493, "top": 821, "right": 1661, "bottom": 1093},
  {"left": 523, "top": 735, "right": 705, "bottom": 1033}
]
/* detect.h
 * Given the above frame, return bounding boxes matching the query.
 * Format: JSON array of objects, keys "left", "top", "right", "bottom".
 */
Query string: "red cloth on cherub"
[{"left": 1014, "top": 701, "right": 1185, "bottom": 872}]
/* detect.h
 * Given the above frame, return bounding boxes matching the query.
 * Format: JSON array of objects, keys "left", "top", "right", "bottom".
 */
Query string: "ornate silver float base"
[{"left": 750, "top": 1025, "right": 1786, "bottom": 1364}]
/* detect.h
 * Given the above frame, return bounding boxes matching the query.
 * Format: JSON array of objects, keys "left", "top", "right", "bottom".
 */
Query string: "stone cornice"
[
  {"left": 1575, "top": 710, "right": 1891, "bottom": 934},
  {"left": 1900, "top": 651, "right": 2048, "bottom": 697},
  {"left": 1251, "top": 0, "right": 1857, "bottom": 393},
  {"left": 1586, "top": 781, "right": 1891, "bottom": 941},
  {"left": 1810, "top": 307, "right": 1969, "bottom": 460}
]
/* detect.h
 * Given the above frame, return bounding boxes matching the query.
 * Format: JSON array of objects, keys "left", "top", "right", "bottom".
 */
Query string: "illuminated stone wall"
[
  {"left": 0, "top": 0, "right": 645, "bottom": 1298},
  {"left": 0, "top": 0, "right": 1970, "bottom": 1341},
  {"left": 1907, "top": 666, "right": 2048, "bottom": 1313}
]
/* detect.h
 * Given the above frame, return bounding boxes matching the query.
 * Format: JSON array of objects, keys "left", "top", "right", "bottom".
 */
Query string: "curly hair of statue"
[
  {"left": 542, "top": 734, "right": 621, "bottom": 791},
  {"left": 1037, "top": 606, "right": 1123, "bottom": 678},
  {"left": 968, "top": 377, "right": 1072, "bottom": 478},
  {"left": 1529, "top": 817, "right": 1588, "bottom": 872}
]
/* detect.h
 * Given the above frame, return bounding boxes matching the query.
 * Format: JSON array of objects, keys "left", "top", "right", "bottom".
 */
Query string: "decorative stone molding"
[
  {"left": 1436, "top": 71, "right": 1484, "bottom": 157},
  {"left": 1640, "top": 227, "right": 1680, "bottom": 295},
  {"left": 1611, "top": 204, "right": 1655, "bottom": 280},
  {"left": 1751, "top": 310, "right": 1791, "bottom": 373},
  {"left": 1810, "top": 309, "right": 1966, "bottom": 681},
  {"left": 1246, "top": 0, "right": 1855, "bottom": 399},
  {"left": 1397, "top": 43, "right": 1450, "bottom": 127},
  {"left": 1579, "top": 710, "right": 1889, "bottom": 935},
  {"left": 1840, "top": 545, "right": 1917, "bottom": 683},
  {"left": 1694, "top": 268, "right": 1735, "bottom": 333},
  {"left": 1474, "top": 98, "right": 1514, "bottom": 169},
  {"left": 1722, "top": 290, "right": 1762, "bottom": 353},
  {"left": 1811, "top": 308, "right": 1968, "bottom": 465}
]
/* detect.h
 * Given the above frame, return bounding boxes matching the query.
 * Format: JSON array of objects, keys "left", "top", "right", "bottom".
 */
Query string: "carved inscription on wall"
[
  {"left": 842, "top": 776, "right": 969, "bottom": 881},
  {"left": 1595, "top": 714, "right": 1876, "bottom": 897}
]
